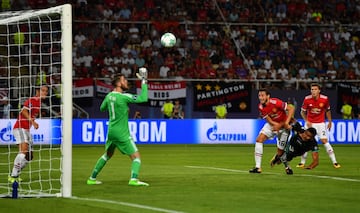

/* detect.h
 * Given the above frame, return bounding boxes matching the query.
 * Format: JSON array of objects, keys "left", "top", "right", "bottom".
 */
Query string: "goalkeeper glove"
[{"left": 136, "top": 67, "right": 148, "bottom": 84}]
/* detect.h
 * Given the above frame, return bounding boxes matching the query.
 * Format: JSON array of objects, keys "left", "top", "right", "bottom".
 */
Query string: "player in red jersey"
[
  {"left": 8, "top": 85, "right": 49, "bottom": 183},
  {"left": 297, "top": 83, "right": 340, "bottom": 169},
  {"left": 249, "top": 88, "right": 295, "bottom": 173}
]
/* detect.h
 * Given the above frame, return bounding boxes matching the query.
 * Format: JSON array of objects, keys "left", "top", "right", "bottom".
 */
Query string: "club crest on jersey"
[
  {"left": 319, "top": 103, "right": 324, "bottom": 108},
  {"left": 272, "top": 108, "right": 278, "bottom": 113}
]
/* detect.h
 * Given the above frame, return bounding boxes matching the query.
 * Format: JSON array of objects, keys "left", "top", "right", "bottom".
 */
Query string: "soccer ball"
[{"left": 161, "top": 32, "right": 176, "bottom": 47}]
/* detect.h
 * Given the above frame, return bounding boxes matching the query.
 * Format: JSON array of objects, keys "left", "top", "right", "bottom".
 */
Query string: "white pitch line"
[
  {"left": 70, "top": 196, "right": 185, "bottom": 213},
  {"left": 185, "top": 165, "right": 360, "bottom": 182}
]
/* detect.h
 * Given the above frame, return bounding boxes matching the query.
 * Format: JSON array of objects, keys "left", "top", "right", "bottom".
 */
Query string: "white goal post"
[{"left": 0, "top": 4, "right": 72, "bottom": 198}]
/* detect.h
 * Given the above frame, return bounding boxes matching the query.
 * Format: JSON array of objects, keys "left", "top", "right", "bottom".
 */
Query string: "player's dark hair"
[
  {"left": 111, "top": 74, "right": 124, "bottom": 87},
  {"left": 35, "top": 84, "right": 49, "bottom": 90},
  {"left": 292, "top": 122, "right": 304, "bottom": 133},
  {"left": 310, "top": 83, "right": 321, "bottom": 89},
  {"left": 307, "top": 127, "right": 317, "bottom": 137},
  {"left": 258, "top": 88, "right": 270, "bottom": 96}
]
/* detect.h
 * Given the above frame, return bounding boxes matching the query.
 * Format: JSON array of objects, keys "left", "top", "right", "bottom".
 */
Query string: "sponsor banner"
[
  {"left": 0, "top": 119, "right": 61, "bottom": 145},
  {"left": 197, "top": 119, "right": 257, "bottom": 144},
  {"left": 95, "top": 80, "right": 112, "bottom": 97},
  {"left": 336, "top": 83, "right": 360, "bottom": 114},
  {"left": 136, "top": 81, "right": 187, "bottom": 107},
  {"left": 72, "top": 119, "right": 360, "bottom": 145},
  {"left": 73, "top": 119, "right": 197, "bottom": 144},
  {"left": 73, "top": 78, "right": 94, "bottom": 98},
  {"left": 193, "top": 81, "right": 251, "bottom": 112},
  {"left": 1, "top": 119, "right": 358, "bottom": 145}
]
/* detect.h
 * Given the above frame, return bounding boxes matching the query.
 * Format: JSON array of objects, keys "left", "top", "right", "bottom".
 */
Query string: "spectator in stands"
[
  {"left": 73, "top": 52, "right": 83, "bottom": 68},
  {"left": 140, "top": 35, "right": 152, "bottom": 49},
  {"left": 298, "top": 63, "right": 308, "bottom": 79},
  {"left": 283, "top": 72, "right": 297, "bottom": 90},
  {"left": 325, "top": 64, "right": 337, "bottom": 89},
  {"left": 134, "top": 54, "right": 146, "bottom": 71},
  {"left": 248, "top": 65, "right": 258, "bottom": 80},
  {"left": 159, "top": 64, "right": 170, "bottom": 78},
  {"left": 307, "top": 62, "right": 318, "bottom": 80},
  {"left": 276, "top": 7, "right": 287, "bottom": 22},
  {"left": 268, "top": 65, "right": 277, "bottom": 80},
  {"left": 214, "top": 103, "right": 227, "bottom": 119},
  {"left": 1, "top": 96, "right": 13, "bottom": 119},
  {"left": 229, "top": 8, "right": 239, "bottom": 22},
  {"left": 277, "top": 63, "right": 289, "bottom": 79},
  {"left": 82, "top": 51, "right": 94, "bottom": 70},
  {"left": 267, "top": 27, "right": 279, "bottom": 46},
  {"left": 172, "top": 99, "right": 184, "bottom": 119},
  {"left": 341, "top": 100, "right": 354, "bottom": 119},
  {"left": 263, "top": 55, "right": 273, "bottom": 70},
  {"left": 128, "top": 23, "right": 140, "bottom": 44},
  {"left": 133, "top": 111, "right": 142, "bottom": 119},
  {"left": 220, "top": 54, "right": 233, "bottom": 72},
  {"left": 235, "top": 63, "right": 249, "bottom": 79},
  {"left": 161, "top": 99, "right": 174, "bottom": 119},
  {"left": 102, "top": 4, "right": 113, "bottom": 20},
  {"left": 257, "top": 64, "right": 267, "bottom": 80},
  {"left": 48, "top": 0, "right": 357, "bottom": 94},
  {"left": 74, "top": 30, "right": 86, "bottom": 47},
  {"left": 120, "top": 63, "right": 132, "bottom": 78}
]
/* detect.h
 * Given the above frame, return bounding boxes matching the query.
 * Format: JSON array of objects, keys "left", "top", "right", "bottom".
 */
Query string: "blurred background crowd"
[{"left": 3, "top": 0, "right": 360, "bottom": 90}]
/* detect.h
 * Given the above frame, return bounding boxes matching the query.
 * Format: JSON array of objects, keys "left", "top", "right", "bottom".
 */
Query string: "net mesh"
[{"left": 0, "top": 5, "right": 71, "bottom": 198}]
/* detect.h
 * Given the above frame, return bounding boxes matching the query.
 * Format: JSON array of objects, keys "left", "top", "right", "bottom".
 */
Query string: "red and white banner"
[
  {"left": 136, "top": 81, "right": 187, "bottom": 107},
  {"left": 95, "top": 80, "right": 112, "bottom": 97},
  {"left": 73, "top": 78, "right": 94, "bottom": 98}
]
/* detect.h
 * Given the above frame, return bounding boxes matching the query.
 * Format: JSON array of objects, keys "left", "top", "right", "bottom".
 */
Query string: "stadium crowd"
[{"left": 3, "top": 0, "right": 360, "bottom": 90}]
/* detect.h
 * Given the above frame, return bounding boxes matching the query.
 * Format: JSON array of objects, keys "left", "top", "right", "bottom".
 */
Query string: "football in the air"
[{"left": 161, "top": 32, "right": 176, "bottom": 47}]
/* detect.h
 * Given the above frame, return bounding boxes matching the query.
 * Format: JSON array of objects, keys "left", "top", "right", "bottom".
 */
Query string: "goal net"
[{"left": 0, "top": 4, "right": 72, "bottom": 198}]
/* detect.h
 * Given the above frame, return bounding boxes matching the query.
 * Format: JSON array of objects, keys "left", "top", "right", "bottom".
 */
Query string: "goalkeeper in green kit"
[{"left": 87, "top": 68, "right": 149, "bottom": 186}]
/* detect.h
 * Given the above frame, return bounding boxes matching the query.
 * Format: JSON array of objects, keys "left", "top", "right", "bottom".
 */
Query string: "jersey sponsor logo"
[{"left": 310, "top": 108, "right": 321, "bottom": 114}]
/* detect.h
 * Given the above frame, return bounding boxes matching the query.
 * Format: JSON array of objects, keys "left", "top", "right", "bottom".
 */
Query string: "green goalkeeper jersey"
[{"left": 100, "top": 84, "right": 148, "bottom": 142}]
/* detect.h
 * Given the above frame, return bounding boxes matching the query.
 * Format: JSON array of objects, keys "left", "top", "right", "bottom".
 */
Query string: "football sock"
[
  {"left": 90, "top": 154, "right": 110, "bottom": 179},
  {"left": 130, "top": 158, "right": 141, "bottom": 179},
  {"left": 11, "top": 153, "right": 28, "bottom": 177},
  {"left": 255, "top": 142, "right": 263, "bottom": 168},
  {"left": 300, "top": 152, "right": 308, "bottom": 164},
  {"left": 324, "top": 143, "right": 337, "bottom": 163}
]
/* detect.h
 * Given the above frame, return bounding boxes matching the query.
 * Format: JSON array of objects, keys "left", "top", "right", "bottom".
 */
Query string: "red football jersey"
[
  {"left": 258, "top": 98, "right": 288, "bottom": 123},
  {"left": 301, "top": 94, "right": 330, "bottom": 123},
  {"left": 13, "top": 97, "right": 41, "bottom": 130}
]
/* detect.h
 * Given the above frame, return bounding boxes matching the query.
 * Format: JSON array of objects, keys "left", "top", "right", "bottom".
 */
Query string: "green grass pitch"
[{"left": 1, "top": 144, "right": 360, "bottom": 213}]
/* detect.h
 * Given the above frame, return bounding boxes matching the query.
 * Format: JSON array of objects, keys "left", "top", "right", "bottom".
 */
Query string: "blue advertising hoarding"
[
  {"left": 73, "top": 119, "right": 360, "bottom": 145},
  {"left": 0, "top": 119, "right": 359, "bottom": 145},
  {"left": 0, "top": 119, "right": 61, "bottom": 145}
]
